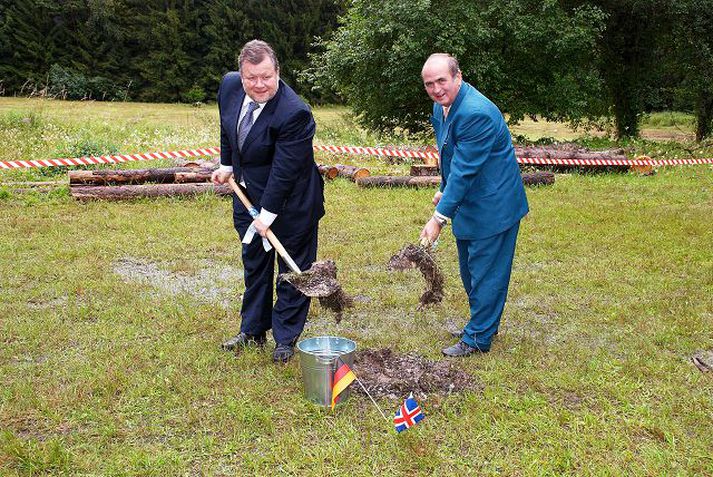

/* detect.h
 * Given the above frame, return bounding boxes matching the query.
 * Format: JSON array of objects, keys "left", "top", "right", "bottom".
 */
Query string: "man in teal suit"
[{"left": 420, "top": 53, "right": 529, "bottom": 356}]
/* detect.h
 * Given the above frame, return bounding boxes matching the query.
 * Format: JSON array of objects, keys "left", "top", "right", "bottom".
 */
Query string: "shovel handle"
[{"left": 227, "top": 176, "right": 302, "bottom": 274}]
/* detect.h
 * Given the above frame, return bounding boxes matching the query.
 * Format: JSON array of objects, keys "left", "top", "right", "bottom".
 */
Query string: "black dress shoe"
[
  {"left": 221, "top": 332, "right": 266, "bottom": 352},
  {"left": 442, "top": 340, "right": 489, "bottom": 357},
  {"left": 272, "top": 343, "right": 295, "bottom": 363}
]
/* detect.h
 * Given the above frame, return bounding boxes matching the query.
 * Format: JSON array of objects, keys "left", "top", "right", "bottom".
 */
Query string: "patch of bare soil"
[
  {"left": 113, "top": 257, "right": 243, "bottom": 307},
  {"left": 352, "top": 348, "right": 481, "bottom": 400},
  {"left": 387, "top": 243, "right": 444, "bottom": 308},
  {"left": 280, "top": 260, "right": 353, "bottom": 321}
]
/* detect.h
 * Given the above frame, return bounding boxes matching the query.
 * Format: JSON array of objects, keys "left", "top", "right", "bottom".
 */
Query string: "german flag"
[{"left": 331, "top": 356, "right": 356, "bottom": 410}]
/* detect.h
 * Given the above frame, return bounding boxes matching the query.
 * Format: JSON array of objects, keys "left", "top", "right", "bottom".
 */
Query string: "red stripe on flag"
[{"left": 333, "top": 363, "right": 351, "bottom": 383}]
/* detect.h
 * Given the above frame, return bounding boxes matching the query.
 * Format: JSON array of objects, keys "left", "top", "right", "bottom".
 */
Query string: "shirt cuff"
[
  {"left": 259, "top": 209, "right": 277, "bottom": 226},
  {"left": 434, "top": 211, "right": 450, "bottom": 222},
  {"left": 218, "top": 165, "right": 233, "bottom": 173}
]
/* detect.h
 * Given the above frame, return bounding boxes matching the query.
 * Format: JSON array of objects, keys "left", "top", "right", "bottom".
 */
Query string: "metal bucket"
[{"left": 297, "top": 336, "right": 356, "bottom": 407}]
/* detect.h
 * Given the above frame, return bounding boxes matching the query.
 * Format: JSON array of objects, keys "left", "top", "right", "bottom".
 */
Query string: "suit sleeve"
[
  {"left": 259, "top": 108, "right": 316, "bottom": 214},
  {"left": 435, "top": 112, "right": 496, "bottom": 218},
  {"left": 218, "top": 80, "right": 232, "bottom": 167}
]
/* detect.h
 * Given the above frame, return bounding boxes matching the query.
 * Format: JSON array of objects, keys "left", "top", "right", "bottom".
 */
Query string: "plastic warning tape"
[
  {"left": 314, "top": 145, "right": 440, "bottom": 162},
  {"left": 0, "top": 147, "right": 220, "bottom": 170},
  {"left": 1, "top": 145, "right": 711, "bottom": 170}
]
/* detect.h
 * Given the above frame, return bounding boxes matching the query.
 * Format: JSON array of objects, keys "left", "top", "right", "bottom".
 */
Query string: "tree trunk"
[
  {"left": 70, "top": 183, "right": 231, "bottom": 201},
  {"left": 357, "top": 172, "right": 554, "bottom": 188},
  {"left": 68, "top": 167, "right": 216, "bottom": 185},
  {"left": 695, "top": 92, "right": 713, "bottom": 142},
  {"left": 334, "top": 164, "right": 370, "bottom": 180},
  {"left": 410, "top": 165, "right": 439, "bottom": 176},
  {"left": 356, "top": 176, "right": 441, "bottom": 188},
  {"left": 513, "top": 147, "right": 627, "bottom": 162}
]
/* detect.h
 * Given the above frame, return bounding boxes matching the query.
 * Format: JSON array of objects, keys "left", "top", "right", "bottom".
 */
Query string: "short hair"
[
  {"left": 239, "top": 40, "right": 280, "bottom": 71},
  {"left": 426, "top": 53, "right": 460, "bottom": 77}
]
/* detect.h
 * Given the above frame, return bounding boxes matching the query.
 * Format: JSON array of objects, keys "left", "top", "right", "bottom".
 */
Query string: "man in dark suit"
[
  {"left": 420, "top": 53, "right": 529, "bottom": 356},
  {"left": 212, "top": 40, "right": 325, "bottom": 363}
]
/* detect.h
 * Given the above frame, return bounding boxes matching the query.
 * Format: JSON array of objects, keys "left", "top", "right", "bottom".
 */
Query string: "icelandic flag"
[{"left": 393, "top": 393, "right": 424, "bottom": 433}]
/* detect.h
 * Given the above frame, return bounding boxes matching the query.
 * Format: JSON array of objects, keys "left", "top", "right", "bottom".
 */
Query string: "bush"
[
  {"left": 181, "top": 85, "right": 206, "bottom": 104},
  {"left": 47, "top": 64, "right": 124, "bottom": 101}
]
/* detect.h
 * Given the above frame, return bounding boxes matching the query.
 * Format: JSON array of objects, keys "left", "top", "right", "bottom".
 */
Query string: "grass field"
[{"left": 1, "top": 98, "right": 712, "bottom": 475}]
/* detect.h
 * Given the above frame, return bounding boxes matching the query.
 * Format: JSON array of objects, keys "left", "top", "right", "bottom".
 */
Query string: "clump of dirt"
[
  {"left": 280, "top": 260, "right": 353, "bottom": 322},
  {"left": 387, "top": 243, "right": 444, "bottom": 307},
  {"left": 352, "top": 348, "right": 481, "bottom": 400}
]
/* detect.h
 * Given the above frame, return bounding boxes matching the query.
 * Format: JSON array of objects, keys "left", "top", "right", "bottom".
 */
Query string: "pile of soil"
[
  {"left": 352, "top": 348, "right": 481, "bottom": 400},
  {"left": 280, "top": 260, "right": 353, "bottom": 321},
  {"left": 387, "top": 243, "right": 444, "bottom": 307}
]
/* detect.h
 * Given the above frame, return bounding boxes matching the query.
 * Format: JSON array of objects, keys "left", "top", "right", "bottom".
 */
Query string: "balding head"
[{"left": 422, "top": 53, "right": 462, "bottom": 107}]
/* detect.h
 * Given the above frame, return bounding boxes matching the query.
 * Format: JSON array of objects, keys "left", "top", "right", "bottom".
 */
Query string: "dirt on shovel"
[
  {"left": 387, "top": 243, "right": 444, "bottom": 308},
  {"left": 280, "top": 259, "right": 353, "bottom": 322}
]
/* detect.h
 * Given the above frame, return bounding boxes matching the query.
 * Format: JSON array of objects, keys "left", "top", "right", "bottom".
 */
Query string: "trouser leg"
[
  {"left": 234, "top": 204, "right": 274, "bottom": 337},
  {"left": 457, "top": 222, "right": 520, "bottom": 350},
  {"left": 272, "top": 225, "right": 318, "bottom": 345}
]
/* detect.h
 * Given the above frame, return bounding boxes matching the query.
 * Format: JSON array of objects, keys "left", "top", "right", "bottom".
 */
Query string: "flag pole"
[{"left": 355, "top": 378, "right": 389, "bottom": 421}]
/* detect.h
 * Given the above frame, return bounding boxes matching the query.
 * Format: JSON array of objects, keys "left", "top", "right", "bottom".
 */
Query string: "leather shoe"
[
  {"left": 442, "top": 340, "right": 489, "bottom": 357},
  {"left": 221, "top": 332, "right": 266, "bottom": 352},
  {"left": 273, "top": 343, "right": 295, "bottom": 363}
]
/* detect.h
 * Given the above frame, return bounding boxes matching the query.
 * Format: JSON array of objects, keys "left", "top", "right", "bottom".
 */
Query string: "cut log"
[
  {"left": 356, "top": 176, "right": 440, "bottom": 188},
  {"left": 68, "top": 167, "right": 216, "bottom": 185},
  {"left": 410, "top": 165, "right": 439, "bottom": 176},
  {"left": 70, "top": 183, "right": 231, "bottom": 201},
  {"left": 176, "top": 158, "right": 219, "bottom": 168},
  {"left": 521, "top": 171, "right": 555, "bottom": 186},
  {"left": 513, "top": 146, "right": 628, "bottom": 162},
  {"left": 317, "top": 164, "right": 339, "bottom": 180},
  {"left": 422, "top": 145, "right": 439, "bottom": 166},
  {"left": 334, "top": 164, "right": 370, "bottom": 180},
  {"left": 356, "top": 171, "right": 554, "bottom": 188}
]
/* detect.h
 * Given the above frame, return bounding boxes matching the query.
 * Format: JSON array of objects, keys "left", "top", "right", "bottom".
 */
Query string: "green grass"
[{"left": 1, "top": 98, "right": 712, "bottom": 475}]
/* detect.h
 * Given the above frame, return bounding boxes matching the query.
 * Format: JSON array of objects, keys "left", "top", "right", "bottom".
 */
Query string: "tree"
[
  {"left": 0, "top": 0, "right": 65, "bottom": 93},
  {"left": 311, "top": 0, "right": 605, "bottom": 134},
  {"left": 561, "top": 0, "right": 676, "bottom": 138},
  {"left": 671, "top": 0, "right": 713, "bottom": 140}
]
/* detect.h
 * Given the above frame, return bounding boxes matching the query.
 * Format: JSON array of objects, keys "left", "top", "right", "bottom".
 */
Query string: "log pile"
[
  {"left": 514, "top": 145, "right": 630, "bottom": 172},
  {"left": 357, "top": 171, "right": 554, "bottom": 188},
  {"left": 68, "top": 165, "right": 230, "bottom": 201}
]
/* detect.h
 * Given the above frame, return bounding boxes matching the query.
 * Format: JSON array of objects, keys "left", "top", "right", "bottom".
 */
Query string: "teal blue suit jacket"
[{"left": 433, "top": 82, "right": 529, "bottom": 240}]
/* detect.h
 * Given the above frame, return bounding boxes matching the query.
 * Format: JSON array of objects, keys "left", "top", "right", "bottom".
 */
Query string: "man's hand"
[
  {"left": 420, "top": 217, "right": 442, "bottom": 245},
  {"left": 211, "top": 169, "right": 232, "bottom": 185},
  {"left": 432, "top": 191, "right": 443, "bottom": 206},
  {"left": 251, "top": 218, "right": 269, "bottom": 237}
]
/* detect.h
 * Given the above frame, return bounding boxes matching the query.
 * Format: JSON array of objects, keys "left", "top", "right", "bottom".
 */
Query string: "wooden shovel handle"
[{"left": 227, "top": 176, "right": 302, "bottom": 274}]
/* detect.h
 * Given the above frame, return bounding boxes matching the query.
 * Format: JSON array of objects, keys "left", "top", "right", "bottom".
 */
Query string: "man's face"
[
  {"left": 422, "top": 58, "right": 462, "bottom": 107},
  {"left": 241, "top": 57, "right": 279, "bottom": 103}
]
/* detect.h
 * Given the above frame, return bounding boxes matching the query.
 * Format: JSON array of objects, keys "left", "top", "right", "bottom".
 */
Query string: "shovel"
[
  {"left": 227, "top": 176, "right": 301, "bottom": 273},
  {"left": 226, "top": 176, "right": 353, "bottom": 320}
]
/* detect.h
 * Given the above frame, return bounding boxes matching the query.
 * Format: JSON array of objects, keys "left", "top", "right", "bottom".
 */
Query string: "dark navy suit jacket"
[
  {"left": 432, "top": 81, "right": 528, "bottom": 240},
  {"left": 218, "top": 72, "right": 325, "bottom": 237}
]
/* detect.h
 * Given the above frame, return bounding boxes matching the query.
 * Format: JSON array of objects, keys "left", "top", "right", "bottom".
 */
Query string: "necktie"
[{"left": 238, "top": 101, "right": 259, "bottom": 149}]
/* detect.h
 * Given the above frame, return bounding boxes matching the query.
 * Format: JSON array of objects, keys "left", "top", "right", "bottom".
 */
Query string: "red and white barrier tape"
[
  {"left": 313, "top": 145, "right": 440, "bottom": 162},
  {"left": 0, "top": 147, "right": 220, "bottom": 170},
  {"left": 0, "top": 145, "right": 711, "bottom": 170}
]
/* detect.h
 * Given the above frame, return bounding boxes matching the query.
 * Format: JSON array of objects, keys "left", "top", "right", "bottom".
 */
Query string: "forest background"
[{"left": 1, "top": 0, "right": 712, "bottom": 141}]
